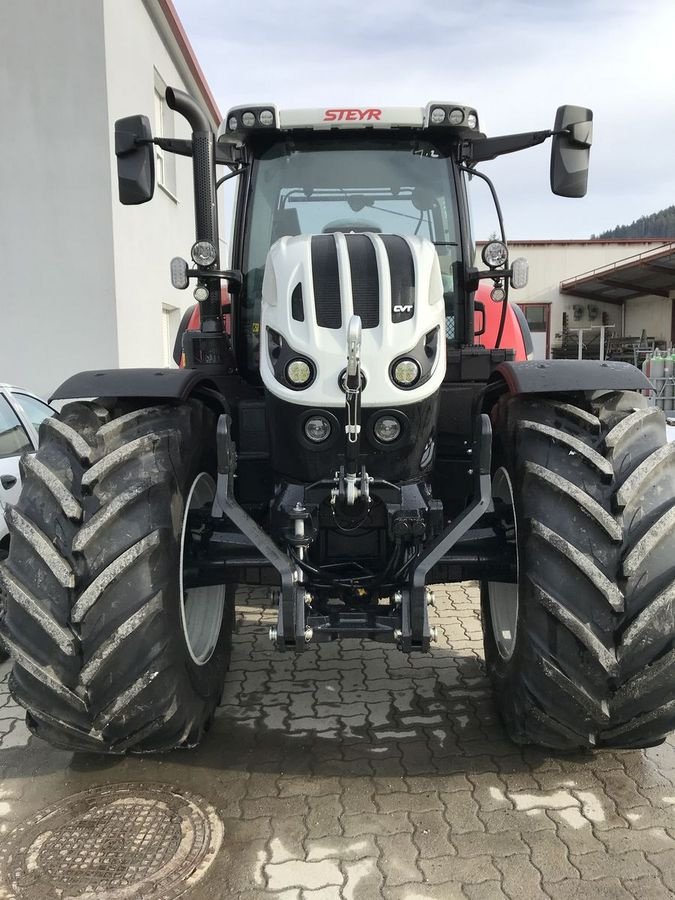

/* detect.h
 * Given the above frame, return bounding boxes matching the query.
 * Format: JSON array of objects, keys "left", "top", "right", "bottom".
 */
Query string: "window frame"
[
  {"left": 0, "top": 392, "right": 34, "bottom": 460},
  {"left": 153, "top": 69, "right": 177, "bottom": 200},
  {"left": 12, "top": 392, "right": 55, "bottom": 439}
]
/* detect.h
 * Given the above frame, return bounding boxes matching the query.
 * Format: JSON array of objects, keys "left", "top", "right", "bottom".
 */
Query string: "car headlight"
[
  {"left": 448, "top": 108, "right": 464, "bottom": 125},
  {"left": 430, "top": 107, "right": 446, "bottom": 125},
  {"left": 241, "top": 111, "right": 256, "bottom": 127},
  {"left": 392, "top": 358, "right": 420, "bottom": 387},
  {"left": 304, "top": 415, "right": 332, "bottom": 443},
  {"left": 373, "top": 415, "right": 401, "bottom": 443},
  {"left": 286, "top": 359, "right": 312, "bottom": 386}
]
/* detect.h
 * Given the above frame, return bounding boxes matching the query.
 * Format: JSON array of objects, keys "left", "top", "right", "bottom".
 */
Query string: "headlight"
[
  {"left": 228, "top": 116, "right": 238, "bottom": 131},
  {"left": 241, "top": 111, "right": 256, "bottom": 127},
  {"left": 373, "top": 415, "right": 401, "bottom": 443},
  {"left": 467, "top": 112, "right": 478, "bottom": 129},
  {"left": 304, "top": 415, "right": 331, "bottom": 443},
  {"left": 448, "top": 108, "right": 464, "bottom": 125},
  {"left": 392, "top": 358, "right": 420, "bottom": 387},
  {"left": 430, "top": 107, "right": 446, "bottom": 125},
  {"left": 286, "top": 359, "right": 312, "bottom": 386},
  {"left": 259, "top": 109, "right": 274, "bottom": 126},
  {"left": 191, "top": 240, "right": 217, "bottom": 266},
  {"left": 482, "top": 240, "right": 508, "bottom": 269}
]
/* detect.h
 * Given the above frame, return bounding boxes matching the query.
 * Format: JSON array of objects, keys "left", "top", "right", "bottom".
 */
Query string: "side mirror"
[
  {"left": 115, "top": 115, "right": 155, "bottom": 204},
  {"left": 550, "top": 105, "right": 592, "bottom": 198}
]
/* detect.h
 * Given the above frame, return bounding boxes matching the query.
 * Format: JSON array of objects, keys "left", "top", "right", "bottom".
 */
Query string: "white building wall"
[
  {"left": 0, "top": 0, "right": 119, "bottom": 398},
  {"left": 103, "top": 0, "right": 209, "bottom": 369},
  {"left": 505, "top": 241, "right": 670, "bottom": 348}
]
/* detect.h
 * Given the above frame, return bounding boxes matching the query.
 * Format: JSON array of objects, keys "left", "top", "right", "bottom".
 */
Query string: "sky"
[{"left": 173, "top": 0, "right": 675, "bottom": 241}]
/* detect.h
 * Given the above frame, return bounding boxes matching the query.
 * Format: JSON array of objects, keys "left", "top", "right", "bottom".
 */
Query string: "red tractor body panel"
[{"left": 474, "top": 284, "right": 530, "bottom": 360}]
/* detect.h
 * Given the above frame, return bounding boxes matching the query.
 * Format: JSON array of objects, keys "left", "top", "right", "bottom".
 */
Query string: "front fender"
[
  {"left": 489, "top": 359, "right": 651, "bottom": 395},
  {"left": 50, "top": 367, "right": 233, "bottom": 404}
]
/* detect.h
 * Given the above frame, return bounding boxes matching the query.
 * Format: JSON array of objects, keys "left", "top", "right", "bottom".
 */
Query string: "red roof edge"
[{"left": 157, "top": 0, "right": 221, "bottom": 125}]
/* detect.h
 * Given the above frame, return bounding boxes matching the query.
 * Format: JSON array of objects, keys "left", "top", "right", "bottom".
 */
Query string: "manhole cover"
[{"left": 0, "top": 782, "right": 223, "bottom": 899}]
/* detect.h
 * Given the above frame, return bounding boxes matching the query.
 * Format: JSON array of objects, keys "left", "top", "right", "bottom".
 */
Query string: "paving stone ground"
[{"left": 1, "top": 582, "right": 675, "bottom": 898}]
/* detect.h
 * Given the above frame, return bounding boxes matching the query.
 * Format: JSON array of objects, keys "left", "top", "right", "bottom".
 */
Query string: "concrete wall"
[
  {"left": 0, "top": 0, "right": 119, "bottom": 398},
  {"left": 103, "top": 0, "right": 206, "bottom": 368},
  {"left": 505, "top": 241, "right": 670, "bottom": 350}
]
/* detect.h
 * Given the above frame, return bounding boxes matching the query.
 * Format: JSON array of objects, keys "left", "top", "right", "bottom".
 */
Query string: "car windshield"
[{"left": 239, "top": 136, "right": 461, "bottom": 374}]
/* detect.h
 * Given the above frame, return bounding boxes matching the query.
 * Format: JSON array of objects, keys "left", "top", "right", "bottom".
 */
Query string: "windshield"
[{"left": 239, "top": 136, "right": 461, "bottom": 374}]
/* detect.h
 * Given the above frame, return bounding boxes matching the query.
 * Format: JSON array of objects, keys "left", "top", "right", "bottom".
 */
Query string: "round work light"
[
  {"left": 482, "top": 240, "right": 508, "bottom": 269},
  {"left": 191, "top": 241, "right": 217, "bottom": 267},
  {"left": 392, "top": 359, "right": 420, "bottom": 387},
  {"left": 286, "top": 359, "right": 312, "bottom": 386},
  {"left": 304, "top": 415, "right": 332, "bottom": 443},
  {"left": 373, "top": 416, "right": 401, "bottom": 443}
]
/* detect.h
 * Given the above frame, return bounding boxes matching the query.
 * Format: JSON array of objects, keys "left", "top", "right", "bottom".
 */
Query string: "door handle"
[{"left": 0, "top": 475, "right": 17, "bottom": 490}]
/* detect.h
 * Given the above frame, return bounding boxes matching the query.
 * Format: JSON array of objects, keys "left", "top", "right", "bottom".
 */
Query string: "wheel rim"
[
  {"left": 179, "top": 473, "right": 225, "bottom": 665},
  {"left": 488, "top": 467, "right": 520, "bottom": 661}
]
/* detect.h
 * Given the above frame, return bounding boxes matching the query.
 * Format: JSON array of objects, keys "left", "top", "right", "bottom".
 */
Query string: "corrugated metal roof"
[{"left": 560, "top": 242, "right": 675, "bottom": 305}]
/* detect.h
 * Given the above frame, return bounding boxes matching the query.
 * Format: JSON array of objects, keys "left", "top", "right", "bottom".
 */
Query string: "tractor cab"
[{"left": 218, "top": 103, "right": 489, "bottom": 377}]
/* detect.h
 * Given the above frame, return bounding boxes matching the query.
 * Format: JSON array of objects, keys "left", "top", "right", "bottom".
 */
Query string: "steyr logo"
[
  {"left": 324, "top": 109, "right": 382, "bottom": 122},
  {"left": 393, "top": 304, "right": 413, "bottom": 313}
]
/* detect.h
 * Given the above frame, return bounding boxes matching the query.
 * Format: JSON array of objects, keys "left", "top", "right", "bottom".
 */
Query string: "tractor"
[{"left": 2, "top": 89, "right": 674, "bottom": 755}]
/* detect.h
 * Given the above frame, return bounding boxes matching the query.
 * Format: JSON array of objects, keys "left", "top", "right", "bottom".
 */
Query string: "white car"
[
  {"left": 0, "top": 385, "right": 55, "bottom": 558},
  {"left": 0, "top": 385, "right": 54, "bottom": 662}
]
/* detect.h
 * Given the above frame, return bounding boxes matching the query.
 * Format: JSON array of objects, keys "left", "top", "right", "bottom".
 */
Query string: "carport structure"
[{"left": 560, "top": 240, "right": 675, "bottom": 343}]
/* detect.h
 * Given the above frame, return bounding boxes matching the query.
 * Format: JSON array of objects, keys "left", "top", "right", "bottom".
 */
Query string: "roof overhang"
[
  {"left": 560, "top": 242, "right": 675, "bottom": 305},
  {"left": 143, "top": 0, "right": 221, "bottom": 128}
]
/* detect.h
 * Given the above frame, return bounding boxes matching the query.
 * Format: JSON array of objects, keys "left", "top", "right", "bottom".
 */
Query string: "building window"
[
  {"left": 154, "top": 70, "right": 177, "bottom": 198},
  {"left": 162, "top": 304, "right": 181, "bottom": 366}
]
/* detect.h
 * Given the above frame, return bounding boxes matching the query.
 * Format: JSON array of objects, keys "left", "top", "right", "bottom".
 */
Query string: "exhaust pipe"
[{"left": 165, "top": 87, "right": 221, "bottom": 332}]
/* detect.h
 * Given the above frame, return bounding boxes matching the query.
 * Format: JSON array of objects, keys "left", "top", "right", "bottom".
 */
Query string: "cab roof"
[{"left": 217, "top": 103, "right": 481, "bottom": 145}]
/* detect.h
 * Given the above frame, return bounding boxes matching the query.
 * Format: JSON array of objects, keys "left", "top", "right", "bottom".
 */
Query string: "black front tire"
[
  {"left": 0, "top": 398, "right": 233, "bottom": 753},
  {"left": 482, "top": 391, "right": 675, "bottom": 750}
]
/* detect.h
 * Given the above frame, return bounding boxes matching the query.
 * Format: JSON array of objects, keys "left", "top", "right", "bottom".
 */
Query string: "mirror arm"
[
  {"left": 150, "top": 136, "right": 194, "bottom": 158},
  {"left": 138, "top": 136, "right": 246, "bottom": 169},
  {"left": 463, "top": 129, "right": 552, "bottom": 163}
]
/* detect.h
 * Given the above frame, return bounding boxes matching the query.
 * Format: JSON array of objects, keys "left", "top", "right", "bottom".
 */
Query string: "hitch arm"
[
  {"left": 405, "top": 414, "right": 493, "bottom": 651},
  {"left": 212, "top": 414, "right": 305, "bottom": 650}
]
